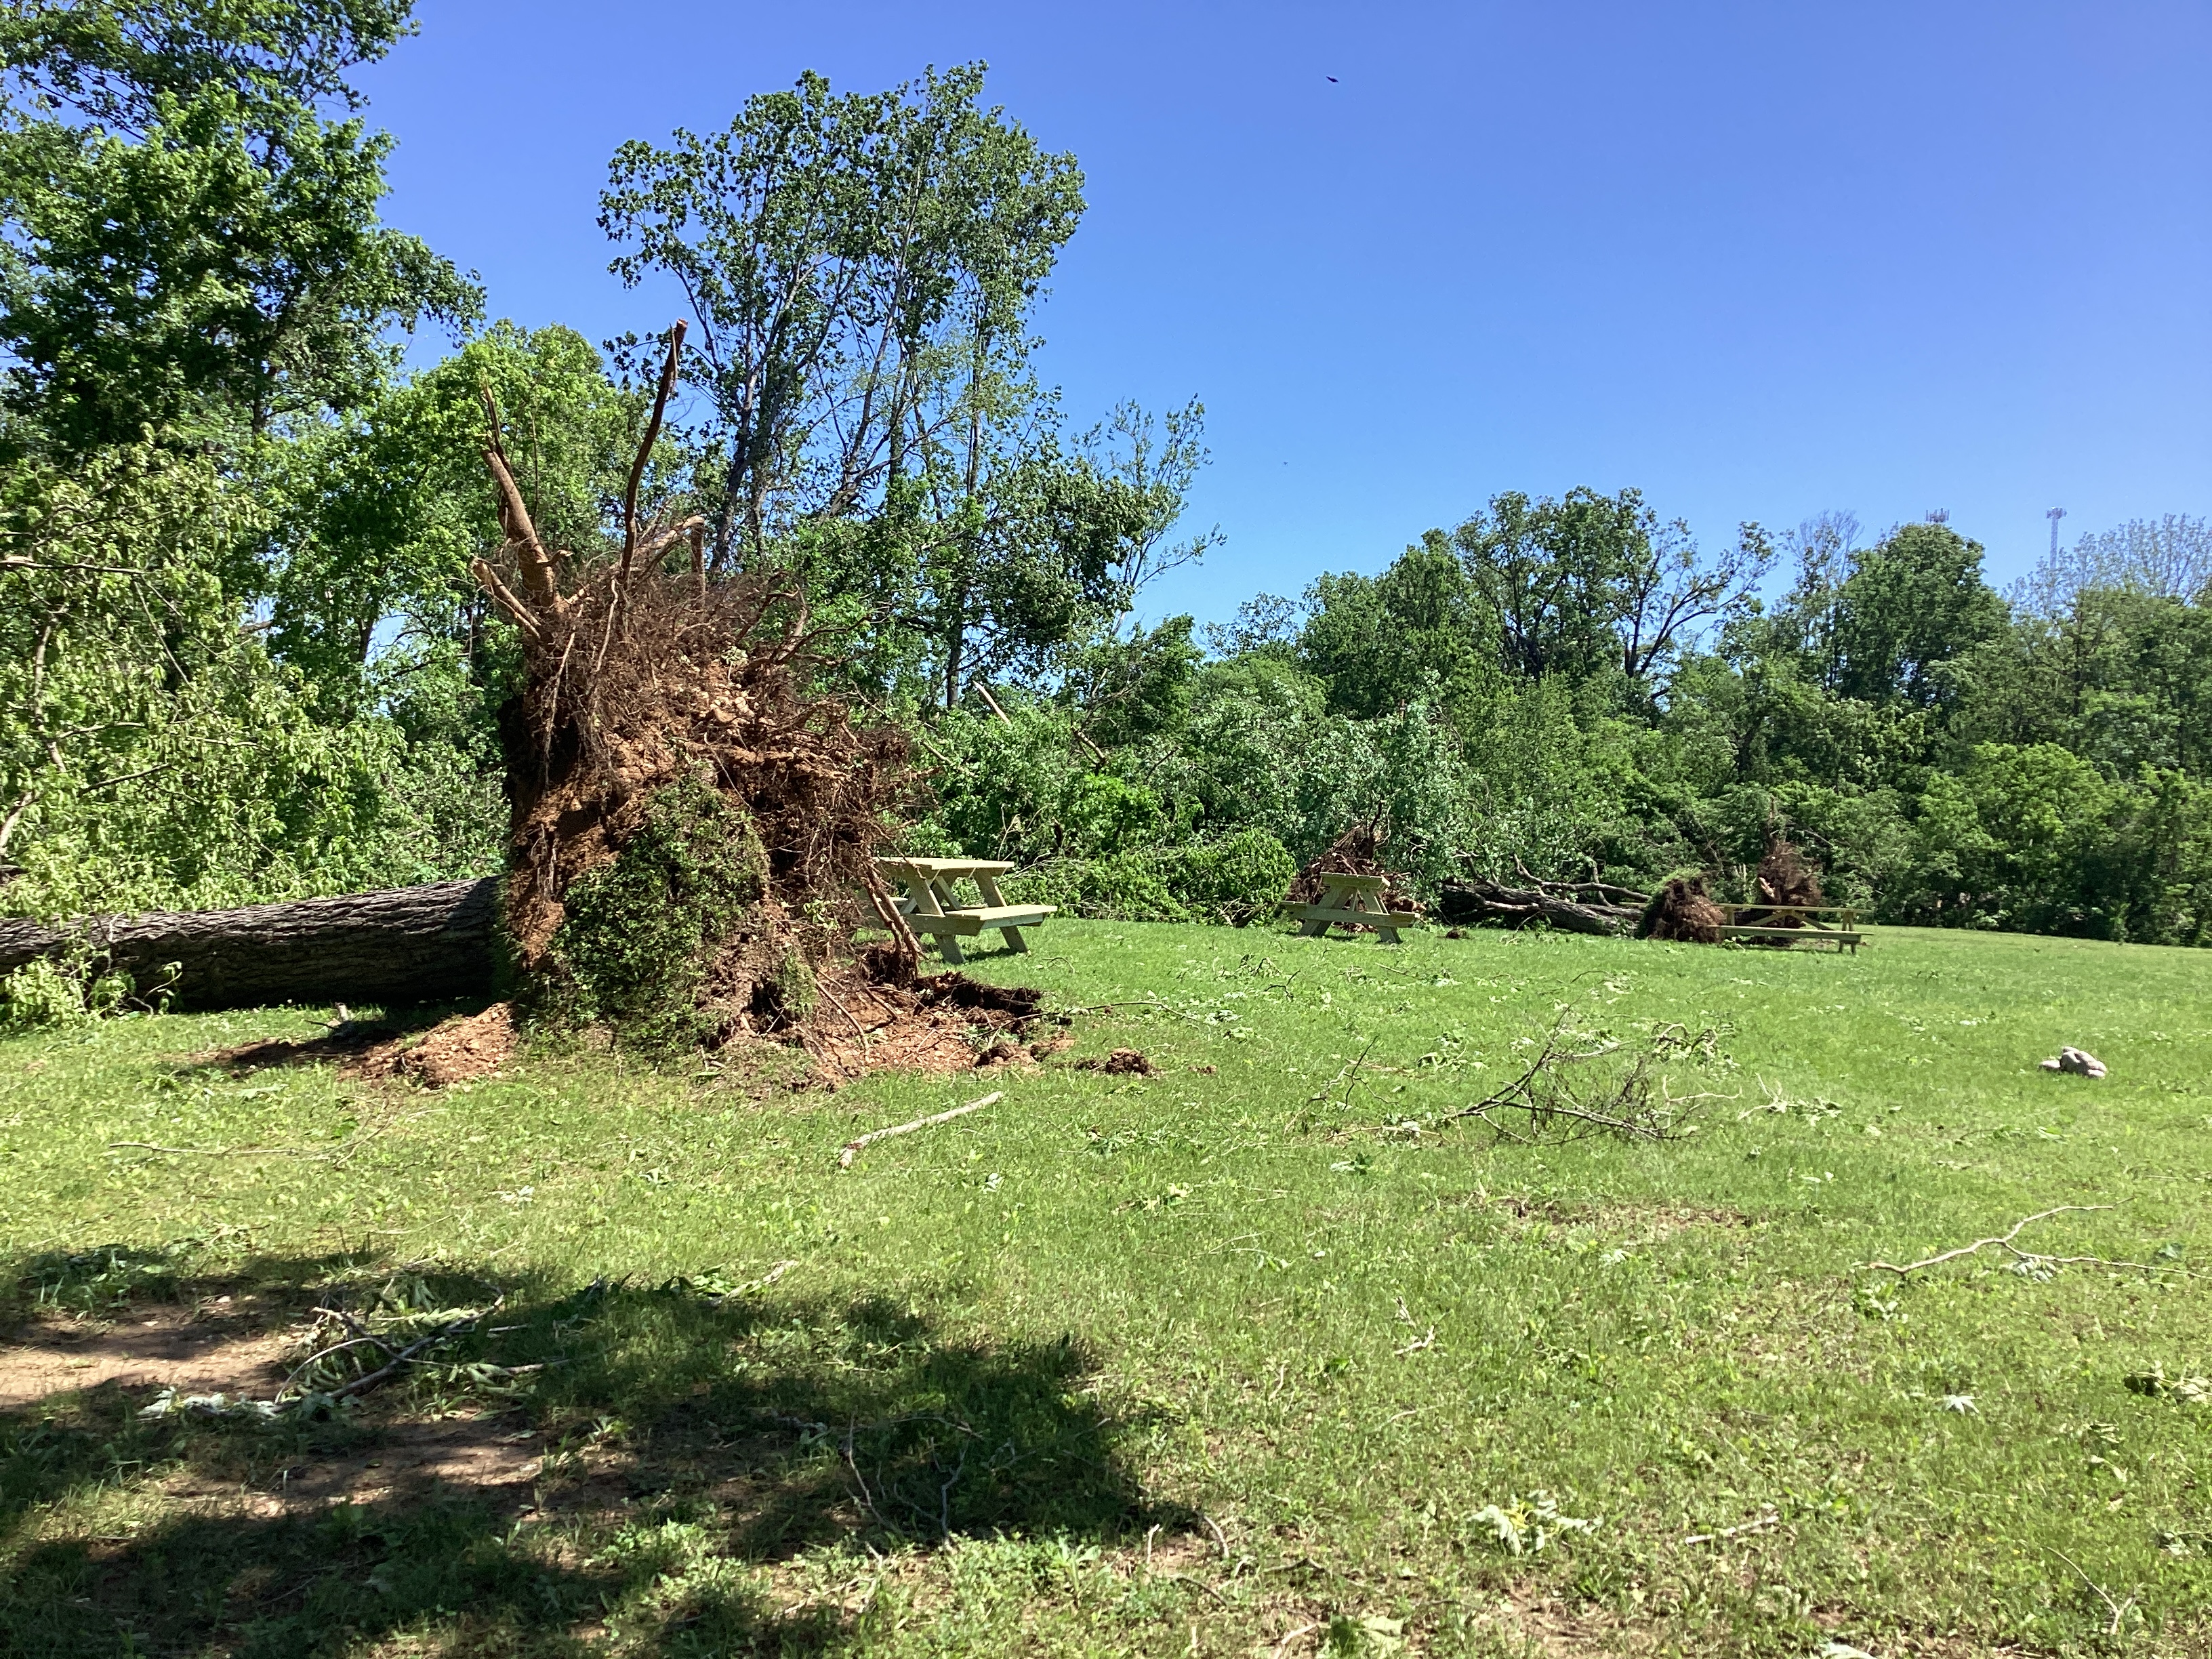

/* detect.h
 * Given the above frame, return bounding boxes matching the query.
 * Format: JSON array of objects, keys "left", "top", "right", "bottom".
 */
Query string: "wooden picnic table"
[
  {"left": 1291, "top": 872, "right": 1421, "bottom": 945},
  {"left": 1716, "top": 903, "right": 1864, "bottom": 954},
  {"left": 874, "top": 857, "right": 1057, "bottom": 964}
]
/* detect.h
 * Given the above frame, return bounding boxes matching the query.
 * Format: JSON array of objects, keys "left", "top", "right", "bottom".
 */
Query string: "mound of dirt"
[
  {"left": 355, "top": 1004, "right": 520, "bottom": 1088},
  {"left": 1073, "top": 1048, "right": 1153, "bottom": 1076},
  {"left": 1638, "top": 872, "right": 1725, "bottom": 943},
  {"left": 802, "top": 970, "right": 1053, "bottom": 1080}
]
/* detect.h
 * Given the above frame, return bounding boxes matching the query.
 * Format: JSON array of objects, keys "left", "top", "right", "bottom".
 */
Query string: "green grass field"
[{"left": 3, "top": 921, "right": 2211, "bottom": 1657}]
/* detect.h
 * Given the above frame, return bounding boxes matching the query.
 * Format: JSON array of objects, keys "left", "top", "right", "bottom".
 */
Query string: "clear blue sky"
[{"left": 359, "top": 0, "right": 2211, "bottom": 623}]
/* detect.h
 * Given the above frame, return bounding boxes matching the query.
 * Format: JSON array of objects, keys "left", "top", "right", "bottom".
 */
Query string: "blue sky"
[{"left": 359, "top": 1, "right": 2211, "bottom": 623}]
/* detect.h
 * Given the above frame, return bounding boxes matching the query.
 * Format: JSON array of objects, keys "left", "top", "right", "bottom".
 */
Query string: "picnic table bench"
[
  {"left": 874, "top": 857, "right": 1056, "bottom": 964},
  {"left": 1292, "top": 872, "right": 1421, "bottom": 945},
  {"left": 1716, "top": 903, "right": 1864, "bottom": 954}
]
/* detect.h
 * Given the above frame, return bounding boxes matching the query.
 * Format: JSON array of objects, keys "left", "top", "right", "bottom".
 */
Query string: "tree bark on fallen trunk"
[
  {"left": 0, "top": 879, "right": 499, "bottom": 1012},
  {"left": 1437, "top": 879, "right": 1645, "bottom": 937}
]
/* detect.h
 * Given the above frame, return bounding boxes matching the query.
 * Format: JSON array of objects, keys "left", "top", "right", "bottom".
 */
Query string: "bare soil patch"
[
  {"left": 164, "top": 1414, "right": 546, "bottom": 1517},
  {"left": 806, "top": 969, "right": 1051, "bottom": 1080},
  {"left": 353, "top": 1002, "right": 520, "bottom": 1087},
  {"left": 0, "top": 1298, "right": 288, "bottom": 1408}
]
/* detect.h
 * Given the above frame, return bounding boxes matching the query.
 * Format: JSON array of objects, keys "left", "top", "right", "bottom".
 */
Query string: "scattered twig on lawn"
[
  {"left": 1160, "top": 1572, "right": 1235, "bottom": 1605},
  {"left": 107, "top": 1141, "right": 321, "bottom": 1160},
  {"left": 1338, "top": 1039, "right": 1380, "bottom": 1111},
  {"left": 843, "top": 1423, "right": 888, "bottom": 1530},
  {"left": 2051, "top": 1547, "right": 2137, "bottom": 1639},
  {"left": 1434, "top": 1012, "right": 1727, "bottom": 1145},
  {"left": 1683, "top": 1506, "right": 1780, "bottom": 1545},
  {"left": 837, "top": 1090, "right": 1003, "bottom": 1168},
  {"left": 1861, "top": 1206, "right": 2185, "bottom": 1279},
  {"left": 316, "top": 1301, "right": 504, "bottom": 1403},
  {"left": 705, "top": 1260, "right": 797, "bottom": 1305}
]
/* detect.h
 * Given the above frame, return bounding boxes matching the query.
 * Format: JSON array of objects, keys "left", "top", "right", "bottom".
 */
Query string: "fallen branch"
[
  {"left": 310, "top": 1302, "right": 503, "bottom": 1404},
  {"left": 1864, "top": 1206, "right": 2120, "bottom": 1276},
  {"left": 838, "top": 1090, "right": 1003, "bottom": 1168},
  {"left": 108, "top": 1141, "right": 323, "bottom": 1160},
  {"left": 1441, "top": 1019, "right": 1696, "bottom": 1144},
  {"left": 1683, "top": 1507, "right": 1780, "bottom": 1545}
]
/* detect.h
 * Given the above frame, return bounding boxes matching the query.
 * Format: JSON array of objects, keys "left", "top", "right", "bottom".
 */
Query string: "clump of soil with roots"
[
  {"left": 466, "top": 325, "right": 1032, "bottom": 1070},
  {"left": 1742, "top": 838, "right": 1824, "bottom": 931},
  {"left": 1637, "top": 871, "right": 1725, "bottom": 943}
]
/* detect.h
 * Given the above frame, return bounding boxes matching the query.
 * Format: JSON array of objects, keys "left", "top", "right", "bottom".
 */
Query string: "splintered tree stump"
[{"left": 0, "top": 879, "right": 498, "bottom": 1011}]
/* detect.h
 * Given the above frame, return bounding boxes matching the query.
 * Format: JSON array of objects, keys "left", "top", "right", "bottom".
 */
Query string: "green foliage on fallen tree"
[{"left": 531, "top": 775, "right": 768, "bottom": 1057}]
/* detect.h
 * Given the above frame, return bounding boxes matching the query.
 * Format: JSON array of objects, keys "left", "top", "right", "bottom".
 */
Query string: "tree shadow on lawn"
[{"left": 1, "top": 1248, "right": 1184, "bottom": 1656}]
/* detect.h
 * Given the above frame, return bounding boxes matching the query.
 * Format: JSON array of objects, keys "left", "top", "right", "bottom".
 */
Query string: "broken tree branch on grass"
[
  {"left": 1861, "top": 1206, "right": 2192, "bottom": 1280},
  {"left": 838, "top": 1090, "right": 1004, "bottom": 1168},
  {"left": 1442, "top": 1019, "right": 1723, "bottom": 1144}
]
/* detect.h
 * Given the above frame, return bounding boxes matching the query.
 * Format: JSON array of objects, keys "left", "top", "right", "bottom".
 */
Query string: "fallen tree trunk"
[
  {"left": 1437, "top": 878, "right": 1645, "bottom": 937},
  {"left": 0, "top": 878, "right": 499, "bottom": 1012}
]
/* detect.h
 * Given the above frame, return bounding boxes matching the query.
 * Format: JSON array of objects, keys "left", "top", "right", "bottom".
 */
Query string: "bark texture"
[
  {"left": 0, "top": 879, "right": 498, "bottom": 1011},
  {"left": 1437, "top": 878, "right": 1647, "bottom": 937}
]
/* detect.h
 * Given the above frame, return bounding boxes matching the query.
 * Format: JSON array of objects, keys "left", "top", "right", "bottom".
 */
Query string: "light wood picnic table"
[
  {"left": 1291, "top": 872, "right": 1421, "bottom": 945},
  {"left": 874, "top": 857, "right": 1057, "bottom": 964},
  {"left": 1715, "top": 903, "right": 1864, "bottom": 954}
]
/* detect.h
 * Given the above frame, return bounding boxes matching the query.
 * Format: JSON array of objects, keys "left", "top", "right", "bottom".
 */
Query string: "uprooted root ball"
[
  {"left": 1638, "top": 871, "right": 1725, "bottom": 944},
  {"left": 489, "top": 569, "right": 920, "bottom": 1061}
]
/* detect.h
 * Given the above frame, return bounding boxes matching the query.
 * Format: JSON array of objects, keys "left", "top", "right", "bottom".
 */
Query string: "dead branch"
[
  {"left": 838, "top": 1090, "right": 1003, "bottom": 1168},
  {"left": 1683, "top": 1507, "right": 1780, "bottom": 1546},
  {"left": 1863, "top": 1206, "right": 2186, "bottom": 1279},
  {"left": 1441, "top": 1018, "right": 1705, "bottom": 1144},
  {"left": 620, "top": 321, "right": 687, "bottom": 584},
  {"left": 480, "top": 386, "right": 562, "bottom": 613}
]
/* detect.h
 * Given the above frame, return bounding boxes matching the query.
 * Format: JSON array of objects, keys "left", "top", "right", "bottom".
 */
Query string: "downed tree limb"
[
  {"left": 838, "top": 1090, "right": 1003, "bottom": 1168},
  {"left": 1860, "top": 1204, "right": 2182, "bottom": 1278},
  {"left": 1437, "top": 877, "right": 1645, "bottom": 937},
  {"left": 0, "top": 878, "right": 498, "bottom": 1011}
]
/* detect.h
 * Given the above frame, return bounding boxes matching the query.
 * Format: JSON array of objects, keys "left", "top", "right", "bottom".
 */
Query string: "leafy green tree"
[
  {"left": 600, "top": 62, "right": 1082, "bottom": 571},
  {"left": 0, "top": 0, "right": 478, "bottom": 452},
  {"left": 604, "top": 64, "right": 1172, "bottom": 708},
  {"left": 1298, "top": 531, "right": 1499, "bottom": 719},
  {"left": 1788, "top": 520, "right": 2009, "bottom": 712},
  {"left": 0, "top": 444, "right": 497, "bottom": 918},
  {"left": 1953, "top": 588, "right": 2212, "bottom": 779},
  {"left": 1451, "top": 487, "right": 1770, "bottom": 701},
  {"left": 264, "top": 321, "right": 643, "bottom": 713}
]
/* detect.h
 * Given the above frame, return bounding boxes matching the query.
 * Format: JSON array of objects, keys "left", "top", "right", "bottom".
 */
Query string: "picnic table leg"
[
  {"left": 1348, "top": 885, "right": 1401, "bottom": 945},
  {"left": 909, "top": 878, "right": 962, "bottom": 964},
  {"left": 971, "top": 874, "right": 1031, "bottom": 953}
]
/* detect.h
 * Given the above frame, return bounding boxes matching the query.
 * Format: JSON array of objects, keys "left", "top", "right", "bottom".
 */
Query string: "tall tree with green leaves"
[
  {"left": 0, "top": 0, "right": 478, "bottom": 453},
  {"left": 1451, "top": 487, "right": 1770, "bottom": 702},
  {"left": 602, "top": 64, "right": 1157, "bottom": 708}
]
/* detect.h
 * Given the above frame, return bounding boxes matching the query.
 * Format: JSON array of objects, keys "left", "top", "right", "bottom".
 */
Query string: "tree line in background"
[{"left": 3, "top": 1, "right": 2207, "bottom": 981}]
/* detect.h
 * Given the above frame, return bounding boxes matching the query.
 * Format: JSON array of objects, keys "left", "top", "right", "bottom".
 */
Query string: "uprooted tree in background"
[{"left": 468, "top": 323, "right": 922, "bottom": 1057}]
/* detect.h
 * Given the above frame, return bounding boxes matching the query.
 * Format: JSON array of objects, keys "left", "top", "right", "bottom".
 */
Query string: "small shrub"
[
  {"left": 0, "top": 951, "right": 135, "bottom": 1033},
  {"left": 1003, "top": 853, "right": 1189, "bottom": 922}
]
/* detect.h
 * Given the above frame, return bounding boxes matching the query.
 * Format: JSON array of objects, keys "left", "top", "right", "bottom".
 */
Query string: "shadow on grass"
[{"left": 0, "top": 1248, "right": 1183, "bottom": 1657}]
